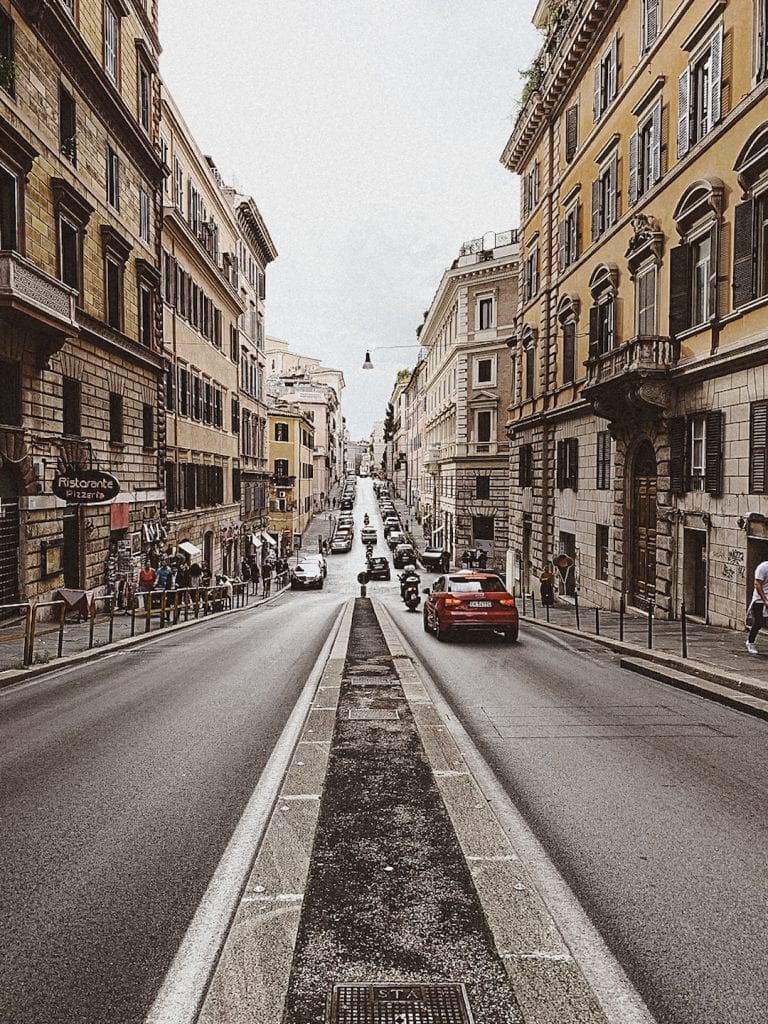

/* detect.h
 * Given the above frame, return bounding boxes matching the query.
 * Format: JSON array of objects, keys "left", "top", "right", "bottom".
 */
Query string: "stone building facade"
[
  {"left": 266, "top": 402, "right": 314, "bottom": 551},
  {"left": 0, "top": 0, "right": 165, "bottom": 603},
  {"left": 502, "top": 0, "right": 768, "bottom": 627},
  {"left": 420, "top": 231, "right": 519, "bottom": 570}
]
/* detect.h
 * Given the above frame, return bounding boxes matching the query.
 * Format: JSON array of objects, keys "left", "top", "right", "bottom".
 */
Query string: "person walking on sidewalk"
[{"left": 746, "top": 559, "right": 768, "bottom": 653}]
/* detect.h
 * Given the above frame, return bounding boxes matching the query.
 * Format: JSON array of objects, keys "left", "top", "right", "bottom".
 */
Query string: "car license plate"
[{"left": 468, "top": 600, "right": 492, "bottom": 608}]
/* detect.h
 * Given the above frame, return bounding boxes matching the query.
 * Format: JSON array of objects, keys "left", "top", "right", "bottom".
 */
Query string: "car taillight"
[
  {"left": 443, "top": 596, "right": 462, "bottom": 608},
  {"left": 498, "top": 597, "right": 516, "bottom": 607}
]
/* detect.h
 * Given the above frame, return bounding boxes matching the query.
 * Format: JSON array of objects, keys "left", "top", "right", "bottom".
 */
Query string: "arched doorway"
[
  {"left": 631, "top": 441, "right": 657, "bottom": 607},
  {"left": 0, "top": 465, "right": 20, "bottom": 607}
]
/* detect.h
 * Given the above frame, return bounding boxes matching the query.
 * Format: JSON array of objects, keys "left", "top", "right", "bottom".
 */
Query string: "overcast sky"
[{"left": 160, "top": 0, "right": 540, "bottom": 439}]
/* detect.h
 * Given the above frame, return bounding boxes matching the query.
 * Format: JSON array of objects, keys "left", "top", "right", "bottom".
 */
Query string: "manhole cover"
[
  {"left": 328, "top": 983, "right": 474, "bottom": 1023},
  {"left": 347, "top": 709, "right": 400, "bottom": 721}
]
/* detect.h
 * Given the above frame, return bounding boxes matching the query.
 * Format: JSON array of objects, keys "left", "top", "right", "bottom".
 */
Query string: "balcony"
[
  {"left": 272, "top": 475, "right": 296, "bottom": 487},
  {"left": 582, "top": 335, "right": 679, "bottom": 429},
  {"left": 0, "top": 251, "right": 78, "bottom": 366},
  {"left": 424, "top": 440, "right": 510, "bottom": 470}
]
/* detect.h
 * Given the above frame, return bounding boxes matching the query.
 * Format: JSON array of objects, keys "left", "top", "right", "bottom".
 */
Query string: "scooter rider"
[
  {"left": 363, "top": 512, "right": 370, "bottom": 526},
  {"left": 399, "top": 563, "right": 421, "bottom": 599}
]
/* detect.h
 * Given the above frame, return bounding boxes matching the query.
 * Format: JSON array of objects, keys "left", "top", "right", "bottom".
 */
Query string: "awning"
[
  {"left": 249, "top": 532, "right": 262, "bottom": 548},
  {"left": 178, "top": 541, "right": 202, "bottom": 558},
  {"left": 262, "top": 531, "right": 277, "bottom": 546}
]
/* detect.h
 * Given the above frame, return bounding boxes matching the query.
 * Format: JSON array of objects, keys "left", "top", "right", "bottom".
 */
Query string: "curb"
[
  {"left": 0, "top": 585, "right": 288, "bottom": 691},
  {"left": 520, "top": 614, "right": 768, "bottom": 719}
]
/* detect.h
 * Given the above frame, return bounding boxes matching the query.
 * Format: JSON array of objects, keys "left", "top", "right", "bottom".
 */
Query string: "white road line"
[
  {"left": 373, "top": 600, "right": 658, "bottom": 1024},
  {"left": 143, "top": 601, "right": 349, "bottom": 1024}
]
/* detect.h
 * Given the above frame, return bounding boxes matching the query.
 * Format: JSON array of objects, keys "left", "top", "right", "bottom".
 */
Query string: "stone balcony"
[
  {"left": 582, "top": 335, "right": 679, "bottom": 432},
  {"left": 0, "top": 251, "right": 79, "bottom": 366},
  {"left": 424, "top": 440, "right": 510, "bottom": 472}
]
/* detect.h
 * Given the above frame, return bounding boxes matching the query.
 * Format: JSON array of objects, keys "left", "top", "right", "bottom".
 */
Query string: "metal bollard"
[
  {"left": 647, "top": 601, "right": 654, "bottom": 648},
  {"left": 681, "top": 601, "right": 688, "bottom": 659},
  {"left": 574, "top": 591, "right": 580, "bottom": 630},
  {"left": 530, "top": 592, "right": 536, "bottom": 618},
  {"left": 619, "top": 595, "right": 625, "bottom": 641},
  {"left": 23, "top": 603, "right": 33, "bottom": 666},
  {"left": 595, "top": 607, "right": 600, "bottom": 636},
  {"left": 545, "top": 601, "right": 550, "bottom": 622},
  {"left": 522, "top": 589, "right": 527, "bottom": 615}
]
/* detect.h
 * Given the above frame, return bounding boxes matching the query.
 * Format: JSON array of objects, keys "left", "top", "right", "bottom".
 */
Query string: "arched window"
[
  {"left": 588, "top": 263, "right": 619, "bottom": 360},
  {"left": 733, "top": 124, "right": 768, "bottom": 307},
  {"left": 521, "top": 325, "right": 536, "bottom": 400},
  {"left": 557, "top": 294, "right": 580, "bottom": 384},
  {"left": 669, "top": 177, "right": 723, "bottom": 335}
]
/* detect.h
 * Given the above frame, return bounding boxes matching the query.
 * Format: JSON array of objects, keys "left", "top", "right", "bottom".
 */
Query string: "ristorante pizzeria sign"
[{"left": 52, "top": 470, "right": 121, "bottom": 503}]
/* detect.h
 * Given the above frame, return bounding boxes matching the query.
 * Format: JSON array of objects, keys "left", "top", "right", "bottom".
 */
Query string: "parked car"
[
  {"left": 330, "top": 534, "right": 352, "bottom": 553},
  {"left": 422, "top": 572, "right": 518, "bottom": 642},
  {"left": 366, "top": 556, "right": 391, "bottom": 581},
  {"left": 383, "top": 516, "right": 400, "bottom": 536},
  {"left": 420, "top": 547, "right": 451, "bottom": 573},
  {"left": 387, "top": 530, "right": 406, "bottom": 549},
  {"left": 291, "top": 560, "right": 324, "bottom": 589},
  {"left": 302, "top": 553, "right": 327, "bottom": 578},
  {"left": 361, "top": 527, "right": 377, "bottom": 545},
  {"left": 392, "top": 543, "right": 417, "bottom": 569},
  {"left": 340, "top": 498, "right": 354, "bottom": 510}
]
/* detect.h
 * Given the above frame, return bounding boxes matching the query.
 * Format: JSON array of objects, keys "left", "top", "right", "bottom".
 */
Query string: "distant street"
[{"left": 1, "top": 478, "right": 767, "bottom": 1023}]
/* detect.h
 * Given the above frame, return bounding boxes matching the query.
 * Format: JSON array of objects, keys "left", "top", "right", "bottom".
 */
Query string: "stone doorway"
[{"left": 631, "top": 440, "right": 657, "bottom": 608}]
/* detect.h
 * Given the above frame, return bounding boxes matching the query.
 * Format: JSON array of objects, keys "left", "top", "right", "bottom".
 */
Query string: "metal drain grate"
[
  {"left": 347, "top": 709, "right": 400, "bottom": 721},
  {"left": 328, "top": 983, "right": 474, "bottom": 1023}
]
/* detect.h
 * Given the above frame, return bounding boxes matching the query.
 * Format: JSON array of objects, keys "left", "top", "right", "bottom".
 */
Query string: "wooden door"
[{"left": 632, "top": 442, "right": 657, "bottom": 607}]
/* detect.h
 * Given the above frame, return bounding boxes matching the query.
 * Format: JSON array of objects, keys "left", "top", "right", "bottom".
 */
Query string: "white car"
[
  {"left": 291, "top": 560, "right": 324, "bottom": 589},
  {"left": 301, "top": 553, "right": 327, "bottom": 578}
]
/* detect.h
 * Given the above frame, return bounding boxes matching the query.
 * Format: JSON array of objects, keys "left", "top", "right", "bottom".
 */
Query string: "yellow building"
[
  {"left": 267, "top": 403, "right": 314, "bottom": 553},
  {"left": 0, "top": 0, "right": 164, "bottom": 601},
  {"left": 503, "top": 0, "right": 768, "bottom": 628}
]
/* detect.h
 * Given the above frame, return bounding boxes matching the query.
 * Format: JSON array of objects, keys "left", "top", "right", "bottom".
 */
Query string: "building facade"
[
  {"left": 420, "top": 231, "right": 519, "bottom": 569},
  {"left": 267, "top": 402, "right": 314, "bottom": 551},
  {"left": 502, "top": 0, "right": 768, "bottom": 627},
  {"left": 0, "top": 0, "right": 165, "bottom": 604}
]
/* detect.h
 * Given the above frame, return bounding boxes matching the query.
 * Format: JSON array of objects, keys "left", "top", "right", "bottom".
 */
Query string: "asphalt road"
[{"left": 0, "top": 593, "right": 345, "bottom": 1024}]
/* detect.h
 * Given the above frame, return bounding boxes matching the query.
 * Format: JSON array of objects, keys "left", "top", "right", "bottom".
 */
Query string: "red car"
[{"left": 422, "top": 572, "right": 518, "bottom": 642}]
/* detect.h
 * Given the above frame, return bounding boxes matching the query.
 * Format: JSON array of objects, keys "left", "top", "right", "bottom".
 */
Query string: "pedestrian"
[
  {"left": 201, "top": 562, "right": 212, "bottom": 588},
  {"left": 746, "top": 559, "right": 768, "bottom": 653},
  {"left": 156, "top": 557, "right": 173, "bottom": 590},
  {"left": 176, "top": 560, "right": 190, "bottom": 590},
  {"left": 539, "top": 564, "right": 556, "bottom": 607},
  {"left": 138, "top": 559, "right": 156, "bottom": 593},
  {"left": 263, "top": 563, "right": 272, "bottom": 597},
  {"left": 250, "top": 560, "right": 260, "bottom": 594},
  {"left": 189, "top": 562, "right": 202, "bottom": 590},
  {"left": 441, "top": 551, "right": 450, "bottom": 574},
  {"left": 240, "top": 557, "right": 251, "bottom": 584}
]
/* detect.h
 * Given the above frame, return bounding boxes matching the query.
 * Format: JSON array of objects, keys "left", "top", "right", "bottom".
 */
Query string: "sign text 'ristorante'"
[{"left": 52, "top": 470, "right": 121, "bottom": 503}]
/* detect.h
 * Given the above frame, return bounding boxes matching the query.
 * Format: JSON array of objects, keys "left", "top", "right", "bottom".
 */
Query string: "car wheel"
[
  {"left": 423, "top": 609, "right": 432, "bottom": 633},
  {"left": 435, "top": 618, "right": 451, "bottom": 642},
  {"left": 503, "top": 626, "right": 518, "bottom": 643}
]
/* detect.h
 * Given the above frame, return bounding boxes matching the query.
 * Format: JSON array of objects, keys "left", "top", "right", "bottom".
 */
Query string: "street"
[{"left": 1, "top": 478, "right": 767, "bottom": 1023}]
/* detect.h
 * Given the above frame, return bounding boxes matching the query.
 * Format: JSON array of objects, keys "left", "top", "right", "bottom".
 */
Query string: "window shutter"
[
  {"left": 565, "top": 105, "right": 578, "bottom": 161},
  {"left": 669, "top": 244, "right": 691, "bottom": 336},
  {"left": 677, "top": 67, "right": 690, "bottom": 158},
  {"left": 588, "top": 304, "right": 599, "bottom": 360},
  {"left": 669, "top": 416, "right": 687, "bottom": 494},
  {"left": 645, "top": 0, "right": 659, "bottom": 49},
  {"left": 705, "top": 410, "right": 723, "bottom": 496},
  {"left": 570, "top": 438, "right": 579, "bottom": 490},
  {"left": 651, "top": 100, "right": 662, "bottom": 183},
  {"left": 708, "top": 221, "right": 720, "bottom": 322},
  {"left": 593, "top": 63, "right": 601, "bottom": 121},
  {"left": 608, "top": 155, "right": 618, "bottom": 226},
  {"left": 751, "top": 401, "right": 768, "bottom": 494},
  {"left": 563, "top": 321, "right": 575, "bottom": 383},
  {"left": 759, "top": 3, "right": 767, "bottom": 82},
  {"left": 629, "top": 130, "right": 639, "bottom": 205},
  {"left": 558, "top": 220, "right": 567, "bottom": 272},
  {"left": 608, "top": 35, "right": 619, "bottom": 101},
  {"left": 732, "top": 199, "right": 755, "bottom": 308},
  {"left": 709, "top": 24, "right": 723, "bottom": 130},
  {"left": 556, "top": 439, "right": 565, "bottom": 489},
  {"left": 591, "top": 177, "right": 601, "bottom": 240}
]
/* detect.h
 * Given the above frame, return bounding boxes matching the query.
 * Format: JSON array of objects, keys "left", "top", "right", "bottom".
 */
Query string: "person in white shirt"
[{"left": 746, "top": 560, "right": 768, "bottom": 654}]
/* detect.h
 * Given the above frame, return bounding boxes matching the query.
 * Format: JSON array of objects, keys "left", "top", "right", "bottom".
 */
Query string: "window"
[
  {"left": 562, "top": 320, "right": 576, "bottom": 384},
  {"left": 564, "top": 104, "right": 578, "bottom": 163},
  {"left": 522, "top": 162, "right": 540, "bottom": 218},
  {"left": 173, "top": 158, "right": 183, "bottom": 213},
  {"left": 478, "top": 296, "right": 494, "bottom": 330},
  {"left": 143, "top": 404, "right": 154, "bottom": 450},
  {"left": 559, "top": 203, "right": 580, "bottom": 270},
  {"left": 523, "top": 246, "right": 539, "bottom": 301},
  {"left": 109, "top": 392, "right": 123, "bottom": 443},
  {"left": 691, "top": 233, "right": 712, "bottom": 326},
  {"left": 593, "top": 35, "right": 619, "bottom": 121},
  {"left": 103, "top": 1, "right": 119, "bottom": 83},
  {"left": 59, "top": 217, "right": 80, "bottom": 293},
  {"left": 0, "top": 11, "right": 14, "bottom": 98},
  {"left": 274, "top": 458, "right": 289, "bottom": 478},
  {"left": 591, "top": 154, "right": 618, "bottom": 240},
  {"left": 758, "top": 0, "right": 768, "bottom": 82},
  {"left": 475, "top": 476, "right": 490, "bottom": 500},
  {"left": 105, "top": 256, "right": 121, "bottom": 329},
  {"left": 596, "top": 524, "right": 610, "bottom": 581},
  {"left": 231, "top": 396, "right": 239, "bottom": 434},
  {"left": 669, "top": 181, "right": 722, "bottom": 335},
  {"left": 62, "top": 376, "right": 81, "bottom": 436},
  {"left": 556, "top": 437, "right": 579, "bottom": 490},
  {"left": 588, "top": 264, "right": 619, "bottom": 358},
  {"left": 596, "top": 430, "right": 612, "bottom": 489},
  {"left": 160, "top": 137, "right": 169, "bottom": 193},
  {"left": 473, "top": 356, "right": 495, "bottom": 388},
  {"left": 475, "top": 409, "right": 492, "bottom": 449},
  {"left": 519, "top": 443, "right": 533, "bottom": 487},
  {"left": 165, "top": 364, "right": 175, "bottom": 412},
  {"left": 138, "top": 283, "right": 152, "bottom": 346},
  {"left": 59, "top": 84, "right": 76, "bottom": 164},
  {"left": 636, "top": 263, "right": 657, "bottom": 335},
  {"left": 750, "top": 400, "right": 768, "bottom": 493},
  {"left": 106, "top": 145, "right": 119, "bottom": 209},
  {"left": 642, "top": 0, "right": 660, "bottom": 52},
  {"left": 0, "top": 357, "right": 21, "bottom": 426},
  {"left": 733, "top": 128, "right": 768, "bottom": 306},
  {"left": 0, "top": 165, "right": 17, "bottom": 250},
  {"left": 524, "top": 341, "right": 535, "bottom": 399},
  {"left": 138, "top": 60, "right": 151, "bottom": 132},
  {"left": 139, "top": 187, "right": 150, "bottom": 243},
  {"left": 60, "top": 0, "right": 76, "bottom": 16},
  {"left": 669, "top": 411, "right": 723, "bottom": 495},
  {"left": 274, "top": 421, "right": 289, "bottom": 442},
  {"left": 629, "top": 100, "right": 661, "bottom": 204},
  {"left": 678, "top": 27, "right": 723, "bottom": 157}
]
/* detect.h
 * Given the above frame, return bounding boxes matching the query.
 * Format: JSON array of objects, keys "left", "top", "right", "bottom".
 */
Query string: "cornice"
[
  {"left": 77, "top": 309, "right": 164, "bottom": 371},
  {"left": 16, "top": 0, "right": 162, "bottom": 181},
  {"left": 236, "top": 198, "right": 278, "bottom": 265}
]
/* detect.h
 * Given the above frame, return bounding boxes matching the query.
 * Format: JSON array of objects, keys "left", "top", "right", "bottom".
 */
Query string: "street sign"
[
  {"left": 357, "top": 571, "right": 370, "bottom": 584},
  {"left": 294, "top": 533, "right": 302, "bottom": 549},
  {"left": 52, "top": 470, "right": 120, "bottom": 504}
]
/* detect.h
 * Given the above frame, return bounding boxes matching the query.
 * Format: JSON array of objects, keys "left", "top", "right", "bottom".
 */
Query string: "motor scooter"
[{"left": 399, "top": 569, "right": 421, "bottom": 611}]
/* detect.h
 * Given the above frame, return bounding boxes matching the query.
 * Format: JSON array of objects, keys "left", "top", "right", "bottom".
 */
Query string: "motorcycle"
[
  {"left": 399, "top": 568, "right": 421, "bottom": 611},
  {"left": 363, "top": 513, "right": 370, "bottom": 526}
]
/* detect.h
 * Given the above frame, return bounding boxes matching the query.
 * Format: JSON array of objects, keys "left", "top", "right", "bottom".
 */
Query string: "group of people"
[{"left": 137, "top": 557, "right": 212, "bottom": 594}]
